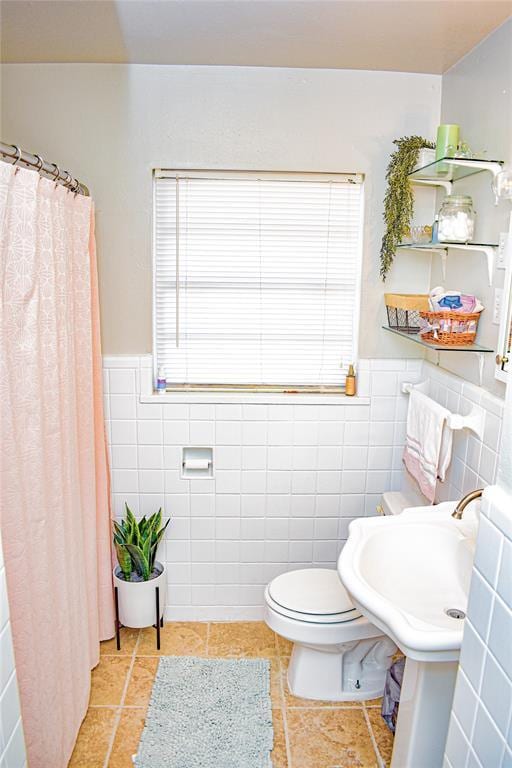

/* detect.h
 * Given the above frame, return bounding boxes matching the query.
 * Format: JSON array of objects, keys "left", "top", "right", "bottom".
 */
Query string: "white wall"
[
  {"left": 431, "top": 18, "right": 512, "bottom": 393},
  {"left": 0, "top": 63, "right": 441, "bottom": 357},
  {"left": 0, "top": 536, "right": 26, "bottom": 768}
]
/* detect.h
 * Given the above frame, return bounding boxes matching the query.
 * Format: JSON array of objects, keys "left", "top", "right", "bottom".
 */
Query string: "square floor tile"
[
  {"left": 138, "top": 622, "right": 208, "bottom": 656},
  {"left": 90, "top": 656, "right": 132, "bottom": 706},
  {"left": 68, "top": 707, "right": 118, "bottom": 767},
  {"left": 125, "top": 657, "right": 159, "bottom": 707},
  {"left": 367, "top": 707, "right": 394, "bottom": 767},
  {"left": 286, "top": 708, "right": 378, "bottom": 767},
  {"left": 100, "top": 628, "right": 139, "bottom": 656},
  {"left": 208, "top": 621, "right": 277, "bottom": 658},
  {"left": 109, "top": 709, "right": 146, "bottom": 768},
  {"left": 271, "top": 708, "right": 289, "bottom": 768}
]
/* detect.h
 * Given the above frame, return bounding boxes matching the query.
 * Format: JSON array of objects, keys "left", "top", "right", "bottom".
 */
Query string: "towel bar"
[{"left": 401, "top": 381, "right": 485, "bottom": 440}]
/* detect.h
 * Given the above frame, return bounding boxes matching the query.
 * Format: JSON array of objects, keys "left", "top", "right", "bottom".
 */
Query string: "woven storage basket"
[
  {"left": 419, "top": 310, "right": 481, "bottom": 346},
  {"left": 385, "top": 294, "right": 430, "bottom": 334}
]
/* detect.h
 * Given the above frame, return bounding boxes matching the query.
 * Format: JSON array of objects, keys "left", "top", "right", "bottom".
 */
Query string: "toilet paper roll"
[{"left": 183, "top": 458, "right": 210, "bottom": 470}]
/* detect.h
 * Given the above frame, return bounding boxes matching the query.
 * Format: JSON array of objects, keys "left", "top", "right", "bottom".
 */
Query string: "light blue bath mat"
[{"left": 134, "top": 656, "right": 274, "bottom": 768}]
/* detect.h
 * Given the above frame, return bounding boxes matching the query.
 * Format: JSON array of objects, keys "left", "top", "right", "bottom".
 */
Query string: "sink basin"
[{"left": 338, "top": 501, "right": 478, "bottom": 662}]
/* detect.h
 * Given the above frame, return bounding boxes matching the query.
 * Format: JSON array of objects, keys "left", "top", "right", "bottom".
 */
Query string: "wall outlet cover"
[
  {"left": 492, "top": 288, "right": 503, "bottom": 325},
  {"left": 497, "top": 232, "right": 509, "bottom": 270}
]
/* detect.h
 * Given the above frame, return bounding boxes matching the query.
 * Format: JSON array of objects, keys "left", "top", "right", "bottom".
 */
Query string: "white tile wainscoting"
[
  {"left": 444, "top": 484, "right": 512, "bottom": 768},
  {"left": 103, "top": 356, "right": 504, "bottom": 620},
  {"left": 0, "top": 536, "right": 27, "bottom": 768}
]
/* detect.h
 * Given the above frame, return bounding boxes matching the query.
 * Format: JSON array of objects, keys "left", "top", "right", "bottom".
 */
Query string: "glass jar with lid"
[{"left": 438, "top": 194, "right": 475, "bottom": 243}]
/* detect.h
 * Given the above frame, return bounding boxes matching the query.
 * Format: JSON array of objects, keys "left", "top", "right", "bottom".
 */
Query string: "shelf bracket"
[
  {"left": 444, "top": 158, "right": 503, "bottom": 180},
  {"left": 441, "top": 244, "right": 496, "bottom": 286},
  {"left": 410, "top": 177, "right": 452, "bottom": 194},
  {"left": 477, "top": 353, "right": 485, "bottom": 388},
  {"left": 440, "top": 251, "right": 447, "bottom": 281}
]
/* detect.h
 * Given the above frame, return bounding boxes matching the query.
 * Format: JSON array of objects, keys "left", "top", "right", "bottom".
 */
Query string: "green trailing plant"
[
  {"left": 380, "top": 135, "right": 435, "bottom": 281},
  {"left": 113, "top": 504, "right": 170, "bottom": 582}
]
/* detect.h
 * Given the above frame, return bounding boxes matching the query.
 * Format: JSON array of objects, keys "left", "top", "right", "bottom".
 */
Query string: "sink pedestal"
[{"left": 391, "top": 658, "right": 458, "bottom": 768}]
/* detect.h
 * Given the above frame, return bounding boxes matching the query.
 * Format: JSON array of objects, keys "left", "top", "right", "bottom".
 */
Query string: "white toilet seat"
[{"left": 266, "top": 568, "right": 362, "bottom": 624}]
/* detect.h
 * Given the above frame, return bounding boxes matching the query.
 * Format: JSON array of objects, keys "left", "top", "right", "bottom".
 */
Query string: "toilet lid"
[{"left": 268, "top": 568, "right": 360, "bottom": 618}]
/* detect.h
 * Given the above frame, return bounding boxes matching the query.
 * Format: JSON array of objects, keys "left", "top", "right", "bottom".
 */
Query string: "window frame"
[{"left": 152, "top": 168, "right": 365, "bottom": 394}]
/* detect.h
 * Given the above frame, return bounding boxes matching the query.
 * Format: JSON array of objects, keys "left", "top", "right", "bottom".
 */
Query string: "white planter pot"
[{"left": 113, "top": 561, "right": 166, "bottom": 629}]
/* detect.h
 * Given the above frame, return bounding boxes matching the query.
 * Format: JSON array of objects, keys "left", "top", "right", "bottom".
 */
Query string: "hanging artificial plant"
[{"left": 380, "top": 135, "right": 435, "bottom": 281}]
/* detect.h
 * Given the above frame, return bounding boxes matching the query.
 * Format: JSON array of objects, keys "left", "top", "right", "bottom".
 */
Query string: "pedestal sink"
[{"left": 338, "top": 501, "right": 479, "bottom": 768}]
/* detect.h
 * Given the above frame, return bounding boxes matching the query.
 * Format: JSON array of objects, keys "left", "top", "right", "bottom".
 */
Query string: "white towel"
[{"left": 403, "top": 389, "right": 453, "bottom": 503}]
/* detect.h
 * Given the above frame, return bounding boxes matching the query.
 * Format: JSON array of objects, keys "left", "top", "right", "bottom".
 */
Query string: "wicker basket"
[
  {"left": 385, "top": 294, "right": 430, "bottom": 334},
  {"left": 419, "top": 310, "right": 482, "bottom": 346}
]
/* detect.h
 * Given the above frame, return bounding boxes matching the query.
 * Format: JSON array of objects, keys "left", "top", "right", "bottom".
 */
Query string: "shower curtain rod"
[{"left": 0, "top": 141, "right": 89, "bottom": 196}]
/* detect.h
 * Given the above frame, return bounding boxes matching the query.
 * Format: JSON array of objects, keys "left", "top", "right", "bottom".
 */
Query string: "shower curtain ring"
[
  {"left": 34, "top": 154, "right": 44, "bottom": 172},
  {"left": 63, "top": 171, "right": 72, "bottom": 190},
  {"left": 10, "top": 145, "right": 22, "bottom": 166},
  {"left": 51, "top": 163, "right": 60, "bottom": 182}
]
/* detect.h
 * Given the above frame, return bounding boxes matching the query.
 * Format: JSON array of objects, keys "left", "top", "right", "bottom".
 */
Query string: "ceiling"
[{"left": 1, "top": 0, "right": 511, "bottom": 74}]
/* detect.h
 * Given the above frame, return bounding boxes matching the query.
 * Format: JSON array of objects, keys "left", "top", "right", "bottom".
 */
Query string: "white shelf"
[{"left": 409, "top": 157, "right": 504, "bottom": 190}]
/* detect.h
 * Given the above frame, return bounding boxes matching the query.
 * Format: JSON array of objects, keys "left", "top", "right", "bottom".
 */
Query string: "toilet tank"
[{"left": 377, "top": 490, "right": 425, "bottom": 516}]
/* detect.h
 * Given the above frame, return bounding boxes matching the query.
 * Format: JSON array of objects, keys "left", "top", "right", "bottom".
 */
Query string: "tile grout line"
[
  {"left": 102, "top": 630, "right": 141, "bottom": 768},
  {"left": 101, "top": 708, "right": 123, "bottom": 767},
  {"left": 276, "top": 644, "right": 293, "bottom": 768},
  {"left": 90, "top": 704, "right": 146, "bottom": 710},
  {"left": 206, "top": 621, "right": 211, "bottom": 656},
  {"left": 362, "top": 705, "right": 386, "bottom": 768},
  {"left": 286, "top": 704, "right": 366, "bottom": 710}
]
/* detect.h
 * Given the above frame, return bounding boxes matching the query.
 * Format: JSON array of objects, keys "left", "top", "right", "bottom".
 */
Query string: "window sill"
[
  {"left": 137, "top": 361, "right": 370, "bottom": 405},
  {"left": 139, "top": 391, "right": 370, "bottom": 405}
]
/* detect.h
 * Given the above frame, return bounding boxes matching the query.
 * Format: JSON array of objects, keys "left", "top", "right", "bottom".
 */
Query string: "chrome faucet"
[{"left": 452, "top": 488, "right": 484, "bottom": 520}]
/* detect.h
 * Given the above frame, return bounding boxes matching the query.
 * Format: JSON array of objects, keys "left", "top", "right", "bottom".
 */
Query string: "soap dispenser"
[{"left": 345, "top": 364, "right": 356, "bottom": 396}]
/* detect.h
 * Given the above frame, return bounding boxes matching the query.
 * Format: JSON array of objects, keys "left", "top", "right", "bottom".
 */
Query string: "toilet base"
[{"left": 287, "top": 637, "right": 396, "bottom": 702}]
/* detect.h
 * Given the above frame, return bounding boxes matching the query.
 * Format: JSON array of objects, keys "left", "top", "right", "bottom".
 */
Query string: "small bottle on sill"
[
  {"left": 156, "top": 367, "right": 167, "bottom": 394},
  {"left": 345, "top": 364, "right": 356, "bottom": 396}
]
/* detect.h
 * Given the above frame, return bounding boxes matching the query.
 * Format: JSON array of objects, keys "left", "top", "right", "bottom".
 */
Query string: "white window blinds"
[{"left": 153, "top": 171, "right": 363, "bottom": 388}]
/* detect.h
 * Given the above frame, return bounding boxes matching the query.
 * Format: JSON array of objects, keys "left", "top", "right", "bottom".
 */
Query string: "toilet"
[
  {"left": 264, "top": 491, "right": 418, "bottom": 701},
  {"left": 265, "top": 568, "right": 397, "bottom": 701}
]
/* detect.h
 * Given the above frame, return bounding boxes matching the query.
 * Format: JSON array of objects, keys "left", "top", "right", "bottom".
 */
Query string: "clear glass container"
[
  {"left": 492, "top": 168, "right": 512, "bottom": 204},
  {"left": 438, "top": 194, "right": 475, "bottom": 243}
]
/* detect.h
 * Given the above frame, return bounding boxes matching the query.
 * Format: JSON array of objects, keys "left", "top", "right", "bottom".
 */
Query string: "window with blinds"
[{"left": 153, "top": 171, "right": 364, "bottom": 390}]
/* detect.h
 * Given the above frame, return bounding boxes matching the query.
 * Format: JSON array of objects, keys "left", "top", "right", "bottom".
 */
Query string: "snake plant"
[{"left": 113, "top": 504, "right": 170, "bottom": 582}]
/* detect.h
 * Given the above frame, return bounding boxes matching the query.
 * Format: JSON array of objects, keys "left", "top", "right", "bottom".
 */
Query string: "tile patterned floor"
[{"left": 69, "top": 622, "right": 394, "bottom": 768}]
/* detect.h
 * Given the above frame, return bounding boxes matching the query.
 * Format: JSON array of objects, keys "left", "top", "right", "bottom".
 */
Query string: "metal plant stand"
[{"left": 114, "top": 585, "right": 164, "bottom": 650}]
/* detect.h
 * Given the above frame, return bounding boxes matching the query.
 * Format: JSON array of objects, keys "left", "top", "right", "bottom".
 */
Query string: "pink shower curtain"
[{"left": 0, "top": 163, "right": 115, "bottom": 767}]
